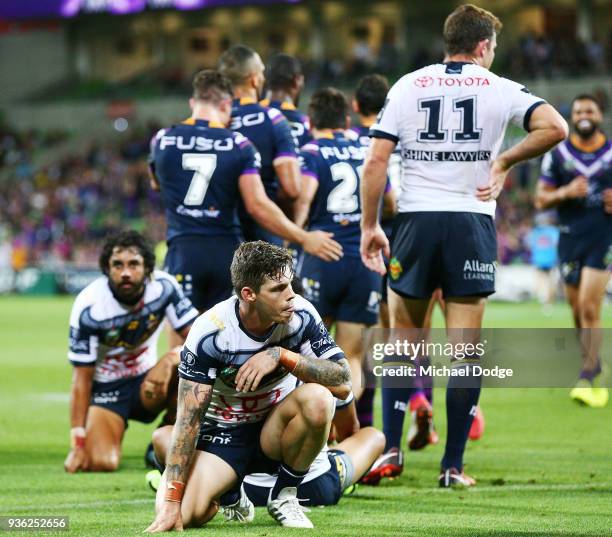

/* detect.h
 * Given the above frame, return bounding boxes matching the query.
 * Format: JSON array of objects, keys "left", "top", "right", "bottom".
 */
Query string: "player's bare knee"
[
  {"left": 579, "top": 301, "right": 599, "bottom": 326},
  {"left": 371, "top": 428, "right": 387, "bottom": 452},
  {"left": 88, "top": 451, "right": 120, "bottom": 472},
  {"left": 297, "top": 384, "right": 334, "bottom": 429}
]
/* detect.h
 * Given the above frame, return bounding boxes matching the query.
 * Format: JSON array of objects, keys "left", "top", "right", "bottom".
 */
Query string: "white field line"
[{"left": 2, "top": 482, "right": 612, "bottom": 513}]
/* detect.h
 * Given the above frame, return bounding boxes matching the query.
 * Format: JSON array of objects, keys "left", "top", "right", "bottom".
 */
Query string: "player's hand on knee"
[
  {"left": 145, "top": 501, "right": 183, "bottom": 533},
  {"left": 303, "top": 230, "right": 343, "bottom": 262},
  {"left": 236, "top": 348, "right": 280, "bottom": 392},
  {"left": 64, "top": 448, "right": 88, "bottom": 473},
  {"left": 144, "top": 358, "right": 175, "bottom": 401},
  {"left": 360, "top": 226, "right": 389, "bottom": 275}
]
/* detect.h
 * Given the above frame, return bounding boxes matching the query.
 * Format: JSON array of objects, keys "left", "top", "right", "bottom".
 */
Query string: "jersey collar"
[
  {"left": 568, "top": 132, "right": 607, "bottom": 153},
  {"left": 235, "top": 97, "right": 257, "bottom": 106},
  {"left": 234, "top": 300, "right": 277, "bottom": 342},
  {"left": 181, "top": 118, "right": 225, "bottom": 128}
]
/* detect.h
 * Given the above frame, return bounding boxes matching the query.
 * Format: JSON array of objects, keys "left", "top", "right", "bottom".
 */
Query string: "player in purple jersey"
[
  {"left": 64, "top": 231, "right": 199, "bottom": 473},
  {"left": 219, "top": 45, "right": 301, "bottom": 245},
  {"left": 261, "top": 53, "right": 312, "bottom": 149},
  {"left": 261, "top": 52, "right": 313, "bottom": 266},
  {"left": 295, "top": 88, "right": 388, "bottom": 440},
  {"left": 536, "top": 94, "right": 611, "bottom": 408},
  {"left": 149, "top": 71, "right": 343, "bottom": 320}
]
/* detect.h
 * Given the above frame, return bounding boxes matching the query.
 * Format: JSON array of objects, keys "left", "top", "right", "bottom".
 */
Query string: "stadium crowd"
[{"left": 0, "top": 124, "right": 165, "bottom": 271}]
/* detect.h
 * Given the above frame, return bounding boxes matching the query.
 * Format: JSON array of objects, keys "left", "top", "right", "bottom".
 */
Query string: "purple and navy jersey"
[
  {"left": 149, "top": 119, "right": 261, "bottom": 241},
  {"left": 539, "top": 136, "right": 612, "bottom": 234},
  {"left": 261, "top": 99, "right": 312, "bottom": 148},
  {"left": 300, "top": 132, "right": 368, "bottom": 257},
  {"left": 230, "top": 98, "right": 297, "bottom": 200}
]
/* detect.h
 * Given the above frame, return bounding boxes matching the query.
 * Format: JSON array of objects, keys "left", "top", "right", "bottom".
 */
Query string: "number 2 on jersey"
[
  {"left": 327, "top": 162, "right": 361, "bottom": 213},
  {"left": 418, "top": 96, "right": 481, "bottom": 143},
  {"left": 182, "top": 153, "right": 217, "bottom": 205}
]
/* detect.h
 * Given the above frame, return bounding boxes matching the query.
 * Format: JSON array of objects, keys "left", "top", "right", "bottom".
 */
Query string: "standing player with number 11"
[{"left": 360, "top": 4, "right": 568, "bottom": 487}]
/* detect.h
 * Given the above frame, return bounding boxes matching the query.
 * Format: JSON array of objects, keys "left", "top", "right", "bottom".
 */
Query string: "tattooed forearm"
[
  {"left": 165, "top": 378, "right": 212, "bottom": 484},
  {"left": 292, "top": 357, "right": 352, "bottom": 398},
  {"left": 267, "top": 346, "right": 281, "bottom": 362}
]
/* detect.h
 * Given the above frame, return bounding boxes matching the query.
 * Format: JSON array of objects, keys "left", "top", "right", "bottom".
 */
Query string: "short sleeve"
[
  {"left": 296, "top": 298, "right": 345, "bottom": 361},
  {"left": 299, "top": 146, "right": 320, "bottom": 181},
  {"left": 68, "top": 298, "right": 98, "bottom": 367},
  {"left": 369, "top": 81, "right": 401, "bottom": 144},
  {"left": 499, "top": 78, "right": 546, "bottom": 131},
  {"left": 162, "top": 275, "right": 199, "bottom": 331},
  {"left": 268, "top": 108, "right": 298, "bottom": 160},
  {"left": 234, "top": 132, "right": 262, "bottom": 176},
  {"left": 539, "top": 151, "right": 560, "bottom": 187},
  {"left": 178, "top": 315, "right": 223, "bottom": 385}
]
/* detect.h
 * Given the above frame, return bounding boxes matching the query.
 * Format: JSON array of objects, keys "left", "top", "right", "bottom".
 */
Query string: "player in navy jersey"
[
  {"left": 218, "top": 45, "right": 301, "bottom": 245},
  {"left": 145, "top": 242, "right": 352, "bottom": 531},
  {"left": 261, "top": 53, "right": 312, "bottom": 149},
  {"left": 360, "top": 5, "right": 567, "bottom": 488},
  {"left": 536, "top": 94, "right": 611, "bottom": 408},
  {"left": 149, "top": 70, "right": 343, "bottom": 321},
  {"left": 294, "top": 88, "right": 388, "bottom": 440},
  {"left": 64, "top": 231, "right": 198, "bottom": 473}
]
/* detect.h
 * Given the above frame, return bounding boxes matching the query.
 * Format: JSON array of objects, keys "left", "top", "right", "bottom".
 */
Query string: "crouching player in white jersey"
[
  {"left": 360, "top": 4, "right": 568, "bottom": 487},
  {"left": 145, "top": 241, "right": 352, "bottom": 531},
  {"left": 65, "top": 231, "right": 198, "bottom": 473}
]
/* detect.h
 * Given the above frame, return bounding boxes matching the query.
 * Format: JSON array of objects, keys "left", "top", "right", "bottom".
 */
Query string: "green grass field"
[{"left": 1, "top": 296, "right": 611, "bottom": 536}]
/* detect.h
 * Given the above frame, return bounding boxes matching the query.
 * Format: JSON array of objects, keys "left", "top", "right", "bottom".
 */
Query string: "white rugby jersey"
[
  {"left": 179, "top": 294, "right": 345, "bottom": 427},
  {"left": 68, "top": 271, "right": 198, "bottom": 383},
  {"left": 371, "top": 62, "right": 546, "bottom": 216}
]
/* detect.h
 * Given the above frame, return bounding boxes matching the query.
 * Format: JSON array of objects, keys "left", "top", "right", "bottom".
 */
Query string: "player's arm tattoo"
[
  {"left": 164, "top": 378, "right": 212, "bottom": 485},
  {"left": 292, "top": 356, "right": 352, "bottom": 398}
]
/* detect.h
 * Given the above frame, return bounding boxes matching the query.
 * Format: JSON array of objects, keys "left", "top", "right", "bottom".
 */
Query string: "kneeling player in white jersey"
[
  {"left": 65, "top": 231, "right": 198, "bottom": 473},
  {"left": 360, "top": 4, "right": 567, "bottom": 487},
  {"left": 145, "top": 241, "right": 352, "bottom": 531}
]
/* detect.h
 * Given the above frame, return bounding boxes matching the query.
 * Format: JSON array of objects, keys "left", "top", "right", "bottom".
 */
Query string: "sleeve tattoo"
[
  {"left": 164, "top": 378, "right": 212, "bottom": 485},
  {"left": 292, "top": 356, "right": 352, "bottom": 389}
]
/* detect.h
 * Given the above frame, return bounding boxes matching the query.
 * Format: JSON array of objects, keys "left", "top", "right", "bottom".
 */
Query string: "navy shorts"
[
  {"left": 298, "top": 255, "right": 382, "bottom": 325},
  {"left": 389, "top": 212, "right": 497, "bottom": 299},
  {"left": 164, "top": 234, "right": 240, "bottom": 311},
  {"left": 196, "top": 420, "right": 279, "bottom": 480},
  {"left": 243, "top": 450, "right": 354, "bottom": 507},
  {"left": 91, "top": 372, "right": 157, "bottom": 425},
  {"left": 558, "top": 231, "right": 612, "bottom": 286}
]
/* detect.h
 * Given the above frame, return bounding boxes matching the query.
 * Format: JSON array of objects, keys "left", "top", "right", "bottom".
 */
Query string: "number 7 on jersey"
[{"left": 182, "top": 153, "right": 217, "bottom": 206}]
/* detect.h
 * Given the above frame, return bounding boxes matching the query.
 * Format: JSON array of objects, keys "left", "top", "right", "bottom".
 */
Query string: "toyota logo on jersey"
[{"left": 415, "top": 76, "right": 434, "bottom": 88}]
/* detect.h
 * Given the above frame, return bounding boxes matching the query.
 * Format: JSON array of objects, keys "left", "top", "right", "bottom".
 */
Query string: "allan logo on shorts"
[{"left": 389, "top": 258, "right": 403, "bottom": 280}]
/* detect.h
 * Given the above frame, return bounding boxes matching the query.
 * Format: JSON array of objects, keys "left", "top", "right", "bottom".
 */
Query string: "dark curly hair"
[
  {"left": 98, "top": 230, "right": 156, "bottom": 277},
  {"left": 231, "top": 241, "right": 293, "bottom": 295}
]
